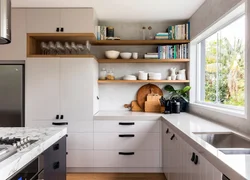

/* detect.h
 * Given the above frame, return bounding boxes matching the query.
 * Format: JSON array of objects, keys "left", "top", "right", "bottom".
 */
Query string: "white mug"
[
  {"left": 177, "top": 74, "right": 182, "bottom": 80},
  {"left": 132, "top": 52, "right": 138, "bottom": 59},
  {"left": 171, "top": 75, "right": 177, "bottom": 80},
  {"left": 167, "top": 76, "right": 172, "bottom": 80}
]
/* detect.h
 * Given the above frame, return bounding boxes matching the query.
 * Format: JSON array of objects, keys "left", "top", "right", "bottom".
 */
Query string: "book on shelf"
[
  {"left": 96, "top": 26, "right": 101, "bottom": 40},
  {"left": 100, "top": 26, "right": 107, "bottom": 40},
  {"left": 166, "top": 22, "right": 190, "bottom": 40},
  {"left": 157, "top": 44, "right": 189, "bottom": 59},
  {"left": 144, "top": 54, "right": 159, "bottom": 59}
]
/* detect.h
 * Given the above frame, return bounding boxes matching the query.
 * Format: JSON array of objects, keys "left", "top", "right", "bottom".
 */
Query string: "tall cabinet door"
[
  {"left": 25, "top": 58, "right": 60, "bottom": 124},
  {"left": 60, "top": 9, "right": 94, "bottom": 33},
  {"left": 60, "top": 58, "right": 94, "bottom": 121},
  {"left": 26, "top": 9, "right": 61, "bottom": 33}
]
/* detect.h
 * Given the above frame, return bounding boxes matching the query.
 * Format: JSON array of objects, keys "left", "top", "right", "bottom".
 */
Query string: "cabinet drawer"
[
  {"left": 28, "top": 120, "right": 93, "bottom": 133},
  {"left": 94, "top": 133, "right": 160, "bottom": 150},
  {"left": 94, "top": 150, "right": 160, "bottom": 167},
  {"left": 67, "top": 133, "right": 93, "bottom": 150},
  {"left": 94, "top": 121, "right": 159, "bottom": 133},
  {"left": 67, "top": 150, "right": 93, "bottom": 167}
]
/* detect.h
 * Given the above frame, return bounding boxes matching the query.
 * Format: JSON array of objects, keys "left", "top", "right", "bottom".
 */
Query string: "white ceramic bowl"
[
  {"left": 105, "top": 50, "right": 120, "bottom": 59},
  {"left": 123, "top": 75, "right": 137, "bottom": 80},
  {"left": 120, "top": 52, "right": 132, "bottom": 59}
]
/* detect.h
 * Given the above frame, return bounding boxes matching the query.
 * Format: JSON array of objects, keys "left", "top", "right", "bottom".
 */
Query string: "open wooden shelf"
[
  {"left": 27, "top": 54, "right": 97, "bottom": 59},
  {"left": 93, "top": 40, "right": 190, "bottom": 46},
  {"left": 98, "top": 59, "right": 190, "bottom": 63},
  {"left": 98, "top": 80, "right": 190, "bottom": 84}
]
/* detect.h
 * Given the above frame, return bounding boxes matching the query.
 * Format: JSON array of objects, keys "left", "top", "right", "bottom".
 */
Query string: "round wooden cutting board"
[{"left": 137, "top": 84, "right": 163, "bottom": 110}]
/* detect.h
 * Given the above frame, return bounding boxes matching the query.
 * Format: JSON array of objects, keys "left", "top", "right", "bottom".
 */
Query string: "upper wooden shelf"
[
  {"left": 92, "top": 40, "right": 190, "bottom": 46},
  {"left": 98, "top": 80, "right": 190, "bottom": 84},
  {"left": 98, "top": 59, "right": 190, "bottom": 63},
  {"left": 27, "top": 54, "right": 97, "bottom": 59}
]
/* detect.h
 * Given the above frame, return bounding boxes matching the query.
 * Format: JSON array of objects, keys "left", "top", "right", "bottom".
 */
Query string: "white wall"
[{"left": 189, "top": 0, "right": 250, "bottom": 135}]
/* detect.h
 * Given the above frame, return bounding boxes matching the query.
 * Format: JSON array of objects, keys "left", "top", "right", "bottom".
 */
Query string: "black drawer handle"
[
  {"left": 66, "top": 134, "right": 68, "bottom": 137},
  {"left": 166, "top": 128, "right": 169, "bottom": 134},
  {"left": 66, "top": 152, "right": 68, "bottom": 155},
  {"left": 119, "top": 134, "right": 135, "bottom": 137},
  {"left": 53, "top": 162, "right": 60, "bottom": 169},
  {"left": 56, "top": 27, "right": 59, "bottom": 32},
  {"left": 52, "top": 122, "right": 68, "bottom": 126},
  {"left": 223, "top": 174, "right": 230, "bottom": 180},
  {"left": 119, "top": 122, "right": 135, "bottom": 125},
  {"left": 194, "top": 155, "right": 199, "bottom": 165},
  {"left": 53, "top": 143, "right": 59, "bottom": 151},
  {"left": 119, "top": 152, "right": 135, "bottom": 155},
  {"left": 56, "top": 115, "right": 59, "bottom": 119},
  {"left": 60, "top": 27, "right": 64, "bottom": 32},
  {"left": 191, "top": 152, "right": 195, "bottom": 162},
  {"left": 170, "top": 134, "right": 175, "bottom": 140},
  {"left": 60, "top": 115, "right": 64, "bottom": 119}
]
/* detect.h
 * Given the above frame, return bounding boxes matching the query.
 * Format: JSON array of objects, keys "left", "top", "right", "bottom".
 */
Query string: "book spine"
[
  {"left": 168, "top": 26, "right": 172, "bottom": 40},
  {"left": 97, "top": 26, "right": 101, "bottom": 40},
  {"left": 188, "top": 22, "right": 190, "bottom": 40},
  {"left": 178, "top": 25, "right": 181, "bottom": 40},
  {"left": 163, "top": 46, "right": 166, "bottom": 59},
  {"left": 158, "top": 46, "right": 160, "bottom": 59},
  {"left": 172, "top": 26, "right": 175, "bottom": 40}
]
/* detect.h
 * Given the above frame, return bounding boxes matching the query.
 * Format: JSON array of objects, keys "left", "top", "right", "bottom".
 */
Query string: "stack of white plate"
[
  {"left": 149, "top": 72, "right": 161, "bottom": 80},
  {"left": 138, "top": 71, "right": 148, "bottom": 80},
  {"left": 123, "top": 75, "right": 137, "bottom": 80}
]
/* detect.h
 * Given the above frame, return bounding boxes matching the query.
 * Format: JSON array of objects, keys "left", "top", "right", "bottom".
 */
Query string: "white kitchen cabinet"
[
  {"left": 94, "top": 133, "right": 160, "bottom": 150},
  {"left": 26, "top": 8, "right": 97, "bottom": 33},
  {"left": 67, "top": 150, "right": 94, "bottom": 167},
  {"left": 94, "top": 120, "right": 160, "bottom": 133},
  {"left": 26, "top": 9, "right": 61, "bottom": 33},
  {"left": 25, "top": 58, "right": 60, "bottom": 122},
  {"left": 162, "top": 121, "right": 222, "bottom": 180},
  {"left": 61, "top": 9, "right": 96, "bottom": 33},
  {"left": 0, "top": 9, "right": 26, "bottom": 60},
  {"left": 67, "top": 133, "right": 93, "bottom": 150}
]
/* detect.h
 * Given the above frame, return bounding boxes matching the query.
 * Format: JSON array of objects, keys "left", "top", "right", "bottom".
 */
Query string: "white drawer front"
[
  {"left": 94, "top": 133, "right": 160, "bottom": 150},
  {"left": 27, "top": 120, "right": 93, "bottom": 133},
  {"left": 67, "top": 133, "right": 93, "bottom": 150},
  {"left": 67, "top": 150, "right": 93, "bottom": 167},
  {"left": 94, "top": 150, "right": 160, "bottom": 167},
  {"left": 94, "top": 121, "right": 159, "bottom": 133}
]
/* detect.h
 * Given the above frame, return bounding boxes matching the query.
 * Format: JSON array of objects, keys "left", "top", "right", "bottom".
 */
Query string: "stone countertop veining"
[
  {"left": 0, "top": 127, "right": 67, "bottom": 180},
  {"left": 95, "top": 110, "right": 250, "bottom": 180}
]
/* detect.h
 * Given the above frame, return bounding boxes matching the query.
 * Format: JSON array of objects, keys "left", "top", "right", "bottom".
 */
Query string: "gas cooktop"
[{"left": 0, "top": 137, "right": 37, "bottom": 162}]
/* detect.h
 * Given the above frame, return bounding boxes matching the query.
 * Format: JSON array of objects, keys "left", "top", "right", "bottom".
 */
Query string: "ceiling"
[{"left": 12, "top": 0, "right": 206, "bottom": 21}]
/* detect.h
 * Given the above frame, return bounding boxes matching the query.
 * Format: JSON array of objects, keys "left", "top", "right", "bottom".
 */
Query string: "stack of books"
[
  {"left": 155, "top": 33, "right": 169, "bottom": 40},
  {"left": 166, "top": 22, "right": 190, "bottom": 40},
  {"left": 144, "top": 53, "right": 158, "bottom": 59},
  {"left": 96, "top": 26, "right": 107, "bottom": 40},
  {"left": 158, "top": 44, "right": 189, "bottom": 59}
]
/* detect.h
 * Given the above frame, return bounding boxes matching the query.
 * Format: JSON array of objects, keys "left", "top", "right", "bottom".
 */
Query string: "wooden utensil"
[
  {"left": 124, "top": 100, "right": 143, "bottom": 112},
  {"left": 137, "top": 84, "right": 163, "bottom": 110}
]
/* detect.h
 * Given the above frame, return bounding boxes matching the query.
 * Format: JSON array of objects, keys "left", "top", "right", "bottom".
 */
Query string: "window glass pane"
[{"left": 202, "top": 15, "right": 245, "bottom": 107}]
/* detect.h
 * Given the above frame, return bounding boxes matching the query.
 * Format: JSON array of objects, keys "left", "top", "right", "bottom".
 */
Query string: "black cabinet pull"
[
  {"left": 56, "top": 115, "right": 59, "bottom": 119},
  {"left": 66, "top": 134, "right": 68, "bottom": 137},
  {"left": 194, "top": 155, "right": 199, "bottom": 165},
  {"left": 60, "top": 115, "right": 64, "bottom": 119},
  {"left": 66, "top": 152, "right": 68, "bottom": 155},
  {"left": 53, "top": 143, "right": 59, "bottom": 151},
  {"left": 119, "top": 122, "right": 135, "bottom": 125},
  {"left": 223, "top": 174, "right": 230, "bottom": 180},
  {"left": 166, "top": 128, "right": 169, "bottom": 134},
  {"left": 53, "top": 162, "right": 60, "bottom": 169},
  {"left": 52, "top": 122, "right": 68, "bottom": 126},
  {"left": 191, "top": 152, "right": 196, "bottom": 162},
  {"left": 56, "top": 27, "right": 59, "bottom": 32},
  {"left": 119, "top": 152, "right": 135, "bottom": 155},
  {"left": 119, "top": 134, "right": 135, "bottom": 137},
  {"left": 170, "top": 134, "right": 175, "bottom": 140},
  {"left": 60, "top": 27, "right": 64, "bottom": 32}
]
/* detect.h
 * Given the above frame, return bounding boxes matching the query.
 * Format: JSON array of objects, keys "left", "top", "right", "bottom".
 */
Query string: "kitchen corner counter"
[
  {"left": 94, "top": 111, "right": 162, "bottom": 120},
  {"left": 0, "top": 127, "right": 67, "bottom": 180},
  {"left": 95, "top": 111, "right": 250, "bottom": 179}
]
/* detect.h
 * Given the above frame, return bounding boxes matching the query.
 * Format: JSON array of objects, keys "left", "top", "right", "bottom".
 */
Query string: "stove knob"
[
  {"left": 23, "top": 138, "right": 27, "bottom": 144},
  {"left": 16, "top": 142, "right": 21, "bottom": 147},
  {"left": 26, "top": 137, "right": 30, "bottom": 142},
  {"left": 13, "top": 143, "right": 17, "bottom": 148}
]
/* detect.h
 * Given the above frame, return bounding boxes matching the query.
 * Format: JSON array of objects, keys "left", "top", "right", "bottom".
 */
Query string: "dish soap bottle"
[{"left": 100, "top": 68, "right": 107, "bottom": 80}]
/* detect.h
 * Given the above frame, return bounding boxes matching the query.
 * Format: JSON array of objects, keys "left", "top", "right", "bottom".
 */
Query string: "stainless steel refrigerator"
[{"left": 0, "top": 65, "right": 24, "bottom": 127}]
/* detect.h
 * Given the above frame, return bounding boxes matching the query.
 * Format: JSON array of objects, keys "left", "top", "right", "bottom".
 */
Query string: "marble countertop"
[
  {"left": 0, "top": 127, "right": 67, "bottom": 180},
  {"left": 95, "top": 111, "right": 250, "bottom": 180}
]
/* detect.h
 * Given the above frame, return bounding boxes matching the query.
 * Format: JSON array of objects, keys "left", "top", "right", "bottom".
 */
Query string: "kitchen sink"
[{"left": 193, "top": 132, "right": 250, "bottom": 155}]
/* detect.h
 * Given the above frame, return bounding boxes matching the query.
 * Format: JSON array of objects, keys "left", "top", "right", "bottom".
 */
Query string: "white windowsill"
[{"left": 189, "top": 102, "right": 246, "bottom": 119}]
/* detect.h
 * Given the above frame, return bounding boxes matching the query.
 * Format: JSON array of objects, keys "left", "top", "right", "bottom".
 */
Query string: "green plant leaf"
[
  {"left": 164, "top": 85, "right": 176, "bottom": 92},
  {"left": 180, "top": 86, "right": 191, "bottom": 94}
]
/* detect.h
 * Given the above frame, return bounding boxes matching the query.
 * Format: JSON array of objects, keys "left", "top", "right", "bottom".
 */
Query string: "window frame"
[{"left": 190, "top": 3, "right": 246, "bottom": 116}]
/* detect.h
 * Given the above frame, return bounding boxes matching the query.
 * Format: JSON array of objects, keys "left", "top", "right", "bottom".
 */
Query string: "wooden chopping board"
[{"left": 137, "top": 84, "right": 163, "bottom": 110}]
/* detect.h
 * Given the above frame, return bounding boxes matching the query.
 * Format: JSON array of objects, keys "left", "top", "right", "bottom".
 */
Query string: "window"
[{"left": 196, "top": 15, "right": 245, "bottom": 110}]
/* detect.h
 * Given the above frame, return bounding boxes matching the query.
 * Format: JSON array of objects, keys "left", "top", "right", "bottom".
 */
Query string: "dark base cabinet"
[
  {"left": 9, "top": 136, "right": 66, "bottom": 180},
  {"left": 44, "top": 136, "right": 67, "bottom": 180}
]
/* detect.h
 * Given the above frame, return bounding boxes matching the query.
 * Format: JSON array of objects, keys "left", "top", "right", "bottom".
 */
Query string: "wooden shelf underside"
[
  {"left": 93, "top": 40, "right": 190, "bottom": 45},
  {"left": 98, "top": 59, "right": 190, "bottom": 63},
  {"left": 27, "top": 54, "right": 96, "bottom": 59},
  {"left": 98, "top": 80, "right": 190, "bottom": 84}
]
